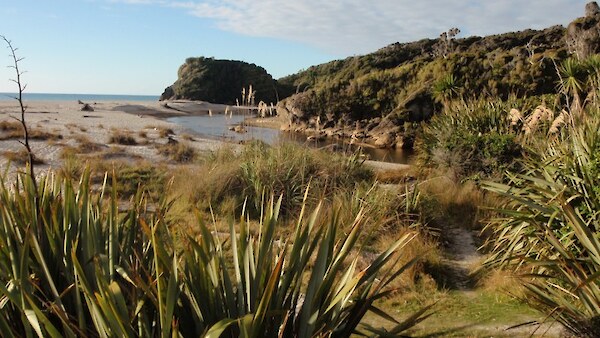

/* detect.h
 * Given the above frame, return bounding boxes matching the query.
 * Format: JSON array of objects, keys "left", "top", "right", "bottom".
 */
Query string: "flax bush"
[{"left": 0, "top": 169, "right": 429, "bottom": 337}]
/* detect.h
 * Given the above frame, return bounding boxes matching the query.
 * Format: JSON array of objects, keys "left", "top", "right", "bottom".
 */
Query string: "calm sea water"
[{"left": 0, "top": 92, "right": 159, "bottom": 102}]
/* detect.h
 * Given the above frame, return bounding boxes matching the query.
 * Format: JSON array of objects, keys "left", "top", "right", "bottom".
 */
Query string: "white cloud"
[{"left": 115, "top": 0, "right": 589, "bottom": 55}]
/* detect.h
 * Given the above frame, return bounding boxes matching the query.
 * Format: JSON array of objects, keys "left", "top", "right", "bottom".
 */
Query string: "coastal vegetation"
[
  {"left": 3, "top": 3, "right": 600, "bottom": 337},
  {"left": 161, "top": 57, "right": 290, "bottom": 104}
]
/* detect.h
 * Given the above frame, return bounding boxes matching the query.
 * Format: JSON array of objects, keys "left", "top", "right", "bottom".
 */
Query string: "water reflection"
[{"left": 167, "top": 114, "right": 413, "bottom": 164}]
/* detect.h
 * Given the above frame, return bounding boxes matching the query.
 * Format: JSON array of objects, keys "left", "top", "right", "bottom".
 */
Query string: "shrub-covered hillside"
[
  {"left": 276, "top": 7, "right": 600, "bottom": 148},
  {"left": 160, "top": 57, "right": 290, "bottom": 104}
]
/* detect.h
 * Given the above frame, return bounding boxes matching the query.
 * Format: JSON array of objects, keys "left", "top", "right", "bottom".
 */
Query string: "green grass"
[{"left": 393, "top": 291, "right": 552, "bottom": 337}]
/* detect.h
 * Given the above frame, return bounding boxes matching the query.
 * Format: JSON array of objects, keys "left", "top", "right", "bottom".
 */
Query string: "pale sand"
[{"left": 0, "top": 100, "right": 226, "bottom": 178}]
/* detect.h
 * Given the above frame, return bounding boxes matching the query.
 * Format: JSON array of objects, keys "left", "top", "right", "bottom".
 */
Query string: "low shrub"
[{"left": 417, "top": 99, "right": 523, "bottom": 180}]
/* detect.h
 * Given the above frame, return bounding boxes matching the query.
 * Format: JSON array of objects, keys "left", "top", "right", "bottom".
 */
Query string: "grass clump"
[
  {"left": 416, "top": 98, "right": 523, "bottom": 180},
  {"left": 108, "top": 129, "right": 137, "bottom": 145},
  {"left": 180, "top": 141, "right": 373, "bottom": 217},
  {"left": 158, "top": 127, "right": 174, "bottom": 137},
  {"left": 158, "top": 142, "right": 197, "bottom": 163},
  {"left": 0, "top": 120, "right": 63, "bottom": 141},
  {"left": 3, "top": 149, "right": 45, "bottom": 165}
]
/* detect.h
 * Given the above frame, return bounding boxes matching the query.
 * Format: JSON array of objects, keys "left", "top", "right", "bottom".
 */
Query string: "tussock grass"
[
  {"left": 108, "top": 129, "right": 137, "bottom": 145},
  {"left": 158, "top": 142, "right": 197, "bottom": 163},
  {"left": 74, "top": 134, "right": 104, "bottom": 153},
  {"left": 0, "top": 120, "right": 21, "bottom": 131},
  {"left": 158, "top": 127, "right": 174, "bottom": 137},
  {"left": 0, "top": 123, "right": 63, "bottom": 141},
  {"left": 3, "top": 149, "right": 45, "bottom": 165},
  {"left": 173, "top": 141, "right": 373, "bottom": 217}
]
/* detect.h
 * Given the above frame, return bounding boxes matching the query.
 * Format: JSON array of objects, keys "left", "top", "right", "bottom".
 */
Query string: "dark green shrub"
[{"left": 417, "top": 99, "right": 522, "bottom": 179}]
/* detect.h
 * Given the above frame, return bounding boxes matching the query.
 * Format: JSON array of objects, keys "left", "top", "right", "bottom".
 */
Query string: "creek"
[{"left": 167, "top": 114, "right": 413, "bottom": 164}]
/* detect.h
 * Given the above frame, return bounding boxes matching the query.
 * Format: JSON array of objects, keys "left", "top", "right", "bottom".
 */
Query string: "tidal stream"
[{"left": 167, "top": 114, "right": 413, "bottom": 164}]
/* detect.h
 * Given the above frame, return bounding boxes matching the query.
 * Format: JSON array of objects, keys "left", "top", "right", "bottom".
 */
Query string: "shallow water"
[{"left": 167, "top": 114, "right": 413, "bottom": 164}]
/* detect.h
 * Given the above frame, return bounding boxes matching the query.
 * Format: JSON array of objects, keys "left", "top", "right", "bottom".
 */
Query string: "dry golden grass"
[
  {"left": 159, "top": 127, "right": 175, "bottom": 138},
  {"left": 0, "top": 120, "right": 63, "bottom": 141},
  {"left": 475, "top": 268, "right": 528, "bottom": 298},
  {"left": 0, "top": 120, "right": 21, "bottom": 132},
  {"left": 181, "top": 133, "right": 194, "bottom": 141},
  {"left": 108, "top": 129, "right": 137, "bottom": 145},
  {"left": 419, "top": 175, "right": 485, "bottom": 230},
  {"left": 157, "top": 142, "right": 197, "bottom": 163},
  {"left": 3, "top": 149, "right": 45, "bottom": 165},
  {"left": 74, "top": 135, "right": 104, "bottom": 153},
  {"left": 373, "top": 228, "right": 441, "bottom": 292},
  {"left": 374, "top": 168, "right": 414, "bottom": 184}
]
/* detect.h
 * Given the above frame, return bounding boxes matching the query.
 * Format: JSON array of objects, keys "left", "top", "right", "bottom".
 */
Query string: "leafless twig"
[
  {"left": 1, "top": 35, "right": 41, "bottom": 237},
  {"left": 1, "top": 36, "right": 37, "bottom": 189}
]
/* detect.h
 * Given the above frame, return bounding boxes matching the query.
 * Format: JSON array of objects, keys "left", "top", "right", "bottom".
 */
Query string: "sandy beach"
[{"left": 0, "top": 100, "right": 229, "bottom": 177}]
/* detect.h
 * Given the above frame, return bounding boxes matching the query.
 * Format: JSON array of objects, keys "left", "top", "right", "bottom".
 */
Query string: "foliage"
[
  {"left": 558, "top": 56, "right": 600, "bottom": 112},
  {"left": 169, "top": 57, "right": 283, "bottom": 104},
  {"left": 182, "top": 142, "right": 373, "bottom": 217},
  {"left": 432, "top": 74, "right": 461, "bottom": 110},
  {"left": 416, "top": 99, "right": 523, "bottom": 180},
  {"left": 108, "top": 130, "right": 137, "bottom": 145},
  {"left": 482, "top": 111, "right": 600, "bottom": 337},
  {"left": 0, "top": 170, "right": 429, "bottom": 337},
  {"left": 184, "top": 197, "right": 432, "bottom": 337},
  {"left": 158, "top": 142, "right": 197, "bottom": 163},
  {"left": 278, "top": 25, "right": 567, "bottom": 130}
]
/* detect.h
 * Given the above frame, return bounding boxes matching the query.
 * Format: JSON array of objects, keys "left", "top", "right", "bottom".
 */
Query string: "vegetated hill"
[
  {"left": 276, "top": 4, "right": 600, "bottom": 148},
  {"left": 160, "top": 57, "right": 291, "bottom": 105}
]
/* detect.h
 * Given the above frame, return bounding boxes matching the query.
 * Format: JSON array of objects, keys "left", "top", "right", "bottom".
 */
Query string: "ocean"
[{"left": 0, "top": 92, "right": 159, "bottom": 102}]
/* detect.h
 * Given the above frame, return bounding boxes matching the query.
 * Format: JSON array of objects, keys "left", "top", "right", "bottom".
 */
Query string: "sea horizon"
[{"left": 0, "top": 92, "right": 159, "bottom": 102}]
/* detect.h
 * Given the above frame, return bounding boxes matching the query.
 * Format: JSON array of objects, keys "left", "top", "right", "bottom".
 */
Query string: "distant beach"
[{"left": 0, "top": 93, "right": 159, "bottom": 102}]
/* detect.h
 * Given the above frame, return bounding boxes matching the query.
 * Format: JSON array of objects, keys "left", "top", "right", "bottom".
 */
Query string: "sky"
[{"left": 0, "top": 0, "right": 590, "bottom": 95}]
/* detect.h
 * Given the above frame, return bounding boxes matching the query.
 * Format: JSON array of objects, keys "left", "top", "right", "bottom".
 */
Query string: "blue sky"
[{"left": 0, "top": 0, "right": 589, "bottom": 95}]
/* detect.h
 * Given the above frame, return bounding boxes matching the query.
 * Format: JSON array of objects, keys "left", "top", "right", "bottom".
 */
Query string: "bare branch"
[{"left": 1, "top": 35, "right": 40, "bottom": 211}]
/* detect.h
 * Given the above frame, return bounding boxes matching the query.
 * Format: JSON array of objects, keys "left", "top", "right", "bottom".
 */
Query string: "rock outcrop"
[
  {"left": 567, "top": 2, "right": 600, "bottom": 59},
  {"left": 161, "top": 57, "right": 291, "bottom": 104},
  {"left": 586, "top": 1, "right": 600, "bottom": 17},
  {"left": 160, "top": 86, "right": 175, "bottom": 101}
]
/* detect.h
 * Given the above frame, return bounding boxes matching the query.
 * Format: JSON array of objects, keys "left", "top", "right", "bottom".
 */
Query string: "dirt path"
[{"left": 439, "top": 226, "right": 482, "bottom": 290}]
